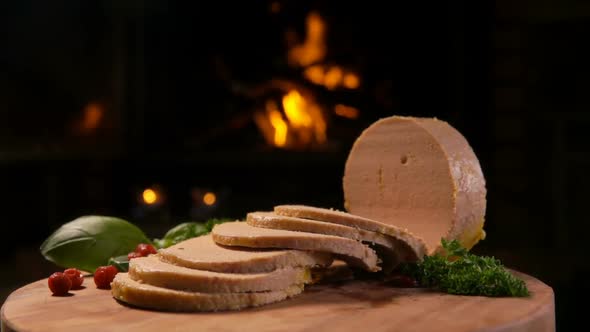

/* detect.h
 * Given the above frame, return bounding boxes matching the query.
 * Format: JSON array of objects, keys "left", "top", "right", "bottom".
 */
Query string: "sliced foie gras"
[
  {"left": 212, "top": 221, "right": 381, "bottom": 272},
  {"left": 158, "top": 234, "right": 332, "bottom": 273},
  {"left": 273, "top": 205, "right": 427, "bottom": 262},
  {"left": 247, "top": 212, "right": 397, "bottom": 248},
  {"left": 112, "top": 273, "right": 304, "bottom": 312},
  {"left": 342, "top": 116, "right": 487, "bottom": 253},
  {"left": 246, "top": 211, "right": 406, "bottom": 271},
  {"left": 128, "top": 255, "right": 312, "bottom": 293}
]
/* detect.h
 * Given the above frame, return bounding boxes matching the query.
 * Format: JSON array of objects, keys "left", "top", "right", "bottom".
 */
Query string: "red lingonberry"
[
  {"left": 135, "top": 243, "right": 158, "bottom": 257},
  {"left": 64, "top": 268, "right": 84, "bottom": 289},
  {"left": 94, "top": 265, "right": 119, "bottom": 289},
  {"left": 48, "top": 272, "right": 72, "bottom": 296}
]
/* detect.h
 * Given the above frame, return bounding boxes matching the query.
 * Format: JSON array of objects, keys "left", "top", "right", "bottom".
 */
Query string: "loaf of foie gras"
[
  {"left": 212, "top": 221, "right": 380, "bottom": 272},
  {"left": 158, "top": 234, "right": 333, "bottom": 273},
  {"left": 112, "top": 273, "right": 304, "bottom": 312},
  {"left": 342, "top": 116, "right": 487, "bottom": 253}
]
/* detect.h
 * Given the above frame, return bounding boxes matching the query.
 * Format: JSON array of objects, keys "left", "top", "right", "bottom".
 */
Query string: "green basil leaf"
[
  {"left": 205, "top": 218, "right": 232, "bottom": 232},
  {"left": 108, "top": 255, "right": 130, "bottom": 273},
  {"left": 40, "top": 216, "right": 151, "bottom": 273},
  {"left": 154, "top": 222, "right": 208, "bottom": 249}
]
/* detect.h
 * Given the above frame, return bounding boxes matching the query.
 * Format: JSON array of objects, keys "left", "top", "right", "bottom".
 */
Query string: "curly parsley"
[{"left": 401, "top": 239, "right": 529, "bottom": 297}]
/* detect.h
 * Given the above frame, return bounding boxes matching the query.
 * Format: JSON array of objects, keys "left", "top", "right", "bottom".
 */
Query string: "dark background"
[{"left": 0, "top": 1, "right": 587, "bottom": 330}]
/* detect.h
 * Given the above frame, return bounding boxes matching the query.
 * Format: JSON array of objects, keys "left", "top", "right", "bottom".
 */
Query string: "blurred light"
[
  {"left": 283, "top": 90, "right": 313, "bottom": 128},
  {"left": 203, "top": 192, "right": 217, "bottom": 206},
  {"left": 303, "top": 65, "right": 325, "bottom": 85},
  {"left": 82, "top": 103, "right": 104, "bottom": 131},
  {"left": 288, "top": 11, "right": 326, "bottom": 67},
  {"left": 324, "top": 67, "right": 343, "bottom": 90},
  {"left": 267, "top": 101, "right": 288, "bottom": 147},
  {"left": 334, "top": 104, "right": 360, "bottom": 119},
  {"left": 343, "top": 73, "right": 360, "bottom": 89},
  {"left": 270, "top": 1, "right": 281, "bottom": 13},
  {"left": 142, "top": 188, "right": 158, "bottom": 205}
]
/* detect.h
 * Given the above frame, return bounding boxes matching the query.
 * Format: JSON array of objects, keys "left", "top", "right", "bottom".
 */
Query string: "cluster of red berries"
[
  {"left": 48, "top": 265, "right": 119, "bottom": 296},
  {"left": 47, "top": 268, "right": 84, "bottom": 296},
  {"left": 47, "top": 243, "right": 156, "bottom": 296},
  {"left": 127, "top": 243, "right": 157, "bottom": 260}
]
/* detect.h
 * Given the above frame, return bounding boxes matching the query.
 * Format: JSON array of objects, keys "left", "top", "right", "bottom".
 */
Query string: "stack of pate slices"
[{"left": 111, "top": 115, "right": 487, "bottom": 312}]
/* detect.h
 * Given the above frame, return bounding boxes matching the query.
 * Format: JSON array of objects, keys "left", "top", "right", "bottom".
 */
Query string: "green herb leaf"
[
  {"left": 400, "top": 239, "right": 530, "bottom": 297},
  {"left": 153, "top": 222, "right": 208, "bottom": 249},
  {"left": 205, "top": 218, "right": 232, "bottom": 232},
  {"left": 153, "top": 218, "right": 232, "bottom": 249},
  {"left": 40, "top": 216, "right": 151, "bottom": 273},
  {"left": 108, "top": 255, "right": 130, "bottom": 272}
]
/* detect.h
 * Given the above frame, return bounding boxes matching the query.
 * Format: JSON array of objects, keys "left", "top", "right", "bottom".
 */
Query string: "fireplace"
[{"left": 0, "top": 0, "right": 496, "bottom": 306}]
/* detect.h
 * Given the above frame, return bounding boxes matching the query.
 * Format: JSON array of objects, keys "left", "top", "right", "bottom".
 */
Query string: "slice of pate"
[
  {"left": 212, "top": 221, "right": 381, "bottom": 272},
  {"left": 274, "top": 205, "right": 427, "bottom": 261},
  {"left": 158, "top": 234, "right": 332, "bottom": 273},
  {"left": 128, "top": 255, "right": 312, "bottom": 293},
  {"left": 111, "top": 273, "right": 304, "bottom": 312},
  {"left": 342, "top": 116, "right": 487, "bottom": 253}
]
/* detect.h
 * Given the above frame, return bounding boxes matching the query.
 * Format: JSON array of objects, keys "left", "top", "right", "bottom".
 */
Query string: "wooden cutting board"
[{"left": 1, "top": 270, "right": 554, "bottom": 332}]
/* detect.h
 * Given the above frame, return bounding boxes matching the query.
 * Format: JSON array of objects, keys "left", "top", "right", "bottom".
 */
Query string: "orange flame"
[
  {"left": 283, "top": 90, "right": 313, "bottom": 127},
  {"left": 268, "top": 111, "right": 288, "bottom": 147},
  {"left": 254, "top": 100, "right": 288, "bottom": 148},
  {"left": 303, "top": 65, "right": 325, "bottom": 85},
  {"left": 343, "top": 73, "right": 360, "bottom": 89},
  {"left": 324, "top": 67, "right": 343, "bottom": 90},
  {"left": 334, "top": 104, "right": 360, "bottom": 119},
  {"left": 288, "top": 11, "right": 326, "bottom": 67},
  {"left": 303, "top": 65, "right": 360, "bottom": 90},
  {"left": 283, "top": 90, "right": 326, "bottom": 144},
  {"left": 254, "top": 90, "right": 327, "bottom": 148}
]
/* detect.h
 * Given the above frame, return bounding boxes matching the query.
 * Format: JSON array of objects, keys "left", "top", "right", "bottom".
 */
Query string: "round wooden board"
[{"left": 2, "top": 271, "right": 554, "bottom": 332}]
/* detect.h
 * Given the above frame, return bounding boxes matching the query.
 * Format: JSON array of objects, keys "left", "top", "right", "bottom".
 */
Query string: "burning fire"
[
  {"left": 253, "top": 10, "right": 362, "bottom": 149},
  {"left": 254, "top": 89, "right": 327, "bottom": 149}
]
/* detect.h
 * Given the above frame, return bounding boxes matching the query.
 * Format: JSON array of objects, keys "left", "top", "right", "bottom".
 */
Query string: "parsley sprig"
[{"left": 401, "top": 239, "right": 530, "bottom": 297}]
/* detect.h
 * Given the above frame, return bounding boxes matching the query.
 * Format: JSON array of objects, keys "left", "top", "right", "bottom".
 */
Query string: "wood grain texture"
[{"left": 1, "top": 271, "right": 554, "bottom": 332}]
